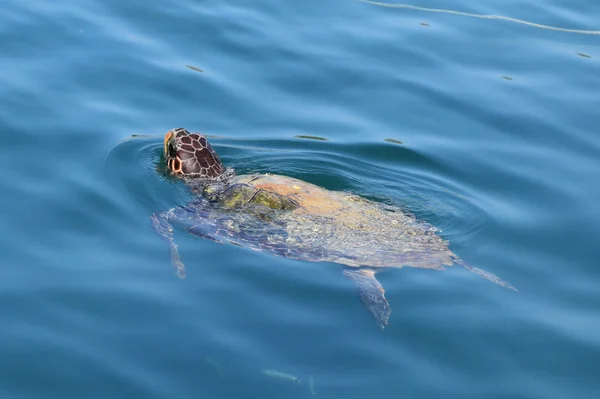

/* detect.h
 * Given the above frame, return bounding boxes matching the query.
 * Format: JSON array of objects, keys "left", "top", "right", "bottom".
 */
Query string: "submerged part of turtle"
[{"left": 151, "top": 128, "right": 516, "bottom": 330}]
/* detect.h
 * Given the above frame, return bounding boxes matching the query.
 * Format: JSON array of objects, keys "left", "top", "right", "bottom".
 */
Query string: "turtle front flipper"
[
  {"left": 150, "top": 212, "right": 186, "bottom": 279},
  {"left": 343, "top": 268, "right": 391, "bottom": 330}
]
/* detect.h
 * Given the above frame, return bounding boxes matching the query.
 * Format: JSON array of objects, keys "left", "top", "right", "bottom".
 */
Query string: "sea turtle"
[{"left": 151, "top": 128, "right": 516, "bottom": 330}]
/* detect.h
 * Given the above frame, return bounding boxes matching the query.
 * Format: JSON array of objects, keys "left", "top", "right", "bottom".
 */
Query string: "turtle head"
[{"left": 163, "top": 128, "right": 224, "bottom": 178}]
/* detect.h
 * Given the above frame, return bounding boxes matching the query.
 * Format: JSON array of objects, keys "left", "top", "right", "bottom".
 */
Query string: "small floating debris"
[
  {"left": 205, "top": 356, "right": 225, "bottom": 379},
  {"left": 261, "top": 369, "right": 301, "bottom": 384},
  {"left": 307, "top": 376, "right": 317, "bottom": 396},
  {"left": 501, "top": 76, "right": 513, "bottom": 81},
  {"left": 384, "top": 138, "right": 403, "bottom": 144},
  {"left": 576, "top": 52, "right": 591, "bottom": 58},
  {"left": 294, "top": 135, "right": 328, "bottom": 141},
  {"left": 420, "top": 22, "right": 429, "bottom": 26},
  {"left": 186, "top": 65, "right": 204, "bottom": 72}
]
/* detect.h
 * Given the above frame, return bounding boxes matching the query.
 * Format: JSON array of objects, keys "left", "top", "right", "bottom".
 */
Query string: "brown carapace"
[{"left": 163, "top": 128, "right": 223, "bottom": 177}]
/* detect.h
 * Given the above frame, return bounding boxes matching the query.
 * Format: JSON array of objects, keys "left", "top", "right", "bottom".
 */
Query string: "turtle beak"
[{"left": 163, "top": 131, "right": 174, "bottom": 157}]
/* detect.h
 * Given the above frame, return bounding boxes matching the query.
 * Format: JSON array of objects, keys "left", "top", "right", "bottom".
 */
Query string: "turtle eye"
[{"left": 168, "top": 142, "right": 177, "bottom": 157}]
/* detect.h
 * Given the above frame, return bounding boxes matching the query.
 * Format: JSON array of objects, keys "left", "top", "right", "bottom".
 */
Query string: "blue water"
[{"left": 2, "top": 0, "right": 599, "bottom": 397}]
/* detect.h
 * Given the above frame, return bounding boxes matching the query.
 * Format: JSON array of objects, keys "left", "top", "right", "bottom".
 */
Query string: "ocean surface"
[{"left": 1, "top": 0, "right": 599, "bottom": 397}]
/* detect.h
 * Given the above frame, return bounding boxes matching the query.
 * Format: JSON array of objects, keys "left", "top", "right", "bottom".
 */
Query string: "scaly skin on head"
[{"left": 163, "top": 128, "right": 224, "bottom": 177}]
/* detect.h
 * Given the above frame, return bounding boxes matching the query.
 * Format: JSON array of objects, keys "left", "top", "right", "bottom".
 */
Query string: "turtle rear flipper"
[
  {"left": 343, "top": 268, "right": 391, "bottom": 330},
  {"left": 454, "top": 258, "right": 517, "bottom": 291}
]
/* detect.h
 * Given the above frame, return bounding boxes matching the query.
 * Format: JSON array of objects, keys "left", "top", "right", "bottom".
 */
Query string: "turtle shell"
[{"left": 201, "top": 174, "right": 456, "bottom": 270}]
